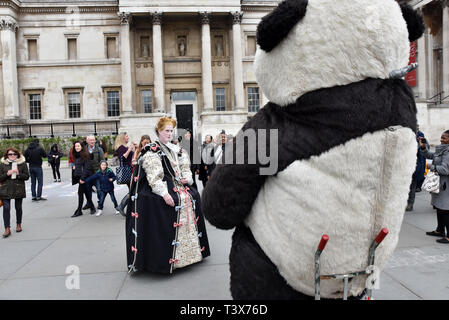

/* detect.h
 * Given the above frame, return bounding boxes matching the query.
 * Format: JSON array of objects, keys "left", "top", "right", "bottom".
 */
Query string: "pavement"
[{"left": 0, "top": 165, "right": 448, "bottom": 300}]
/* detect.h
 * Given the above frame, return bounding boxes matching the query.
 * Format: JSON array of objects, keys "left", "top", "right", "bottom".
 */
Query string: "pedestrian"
[
  {"left": 419, "top": 130, "right": 449, "bottom": 243},
  {"left": 416, "top": 126, "right": 427, "bottom": 191},
  {"left": 48, "top": 144, "right": 63, "bottom": 182},
  {"left": 71, "top": 141, "right": 95, "bottom": 217},
  {"left": 132, "top": 135, "right": 151, "bottom": 167},
  {"left": 406, "top": 129, "right": 428, "bottom": 211},
  {"left": 83, "top": 136, "right": 104, "bottom": 211},
  {"left": 197, "top": 134, "right": 214, "bottom": 188},
  {"left": 126, "top": 116, "right": 210, "bottom": 274},
  {"left": 0, "top": 148, "right": 30, "bottom": 238},
  {"left": 85, "top": 160, "right": 119, "bottom": 217},
  {"left": 98, "top": 139, "right": 108, "bottom": 160},
  {"left": 114, "top": 132, "right": 136, "bottom": 216},
  {"left": 24, "top": 138, "right": 47, "bottom": 201},
  {"left": 208, "top": 130, "right": 227, "bottom": 177},
  {"left": 180, "top": 129, "right": 199, "bottom": 189}
]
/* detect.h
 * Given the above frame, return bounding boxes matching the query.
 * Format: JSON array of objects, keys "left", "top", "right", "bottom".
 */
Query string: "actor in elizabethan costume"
[{"left": 126, "top": 117, "right": 210, "bottom": 274}]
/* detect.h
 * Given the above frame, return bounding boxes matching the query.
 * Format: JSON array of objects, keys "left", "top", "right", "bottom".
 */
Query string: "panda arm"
[{"left": 202, "top": 111, "right": 274, "bottom": 230}]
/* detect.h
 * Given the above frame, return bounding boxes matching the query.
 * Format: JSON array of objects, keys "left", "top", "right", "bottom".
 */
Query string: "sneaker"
[
  {"left": 54, "top": 179, "right": 57, "bottom": 183},
  {"left": 32, "top": 197, "right": 38, "bottom": 201},
  {"left": 114, "top": 207, "right": 120, "bottom": 215},
  {"left": 405, "top": 204, "right": 413, "bottom": 211},
  {"left": 37, "top": 197, "right": 47, "bottom": 201},
  {"left": 117, "top": 207, "right": 125, "bottom": 217},
  {"left": 58, "top": 179, "right": 61, "bottom": 182},
  {"left": 95, "top": 210, "right": 103, "bottom": 217}
]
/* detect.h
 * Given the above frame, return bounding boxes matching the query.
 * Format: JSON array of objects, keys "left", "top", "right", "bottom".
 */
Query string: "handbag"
[
  {"left": 116, "top": 156, "right": 133, "bottom": 185},
  {"left": 422, "top": 170, "right": 440, "bottom": 194}
]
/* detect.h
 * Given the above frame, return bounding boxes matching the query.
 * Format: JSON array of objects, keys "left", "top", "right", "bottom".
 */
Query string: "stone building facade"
[
  {"left": 0, "top": 0, "right": 277, "bottom": 143},
  {"left": 0, "top": 0, "right": 447, "bottom": 144},
  {"left": 409, "top": 0, "right": 449, "bottom": 144}
]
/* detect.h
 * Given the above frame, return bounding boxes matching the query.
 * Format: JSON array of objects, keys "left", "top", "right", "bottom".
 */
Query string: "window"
[
  {"left": 107, "top": 91, "right": 120, "bottom": 117},
  {"left": 68, "top": 38, "right": 77, "bottom": 60},
  {"left": 29, "top": 94, "right": 41, "bottom": 119},
  {"left": 142, "top": 90, "right": 152, "bottom": 113},
  {"left": 172, "top": 91, "right": 196, "bottom": 101},
  {"left": 246, "top": 35, "right": 256, "bottom": 57},
  {"left": 27, "top": 39, "right": 38, "bottom": 61},
  {"left": 68, "top": 92, "right": 81, "bottom": 118},
  {"left": 215, "top": 88, "right": 226, "bottom": 111},
  {"left": 106, "top": 37, "right": 118, "bottom": 59},
  {"left": 248, "top": 87, "right": 260, "bottom": 113}
]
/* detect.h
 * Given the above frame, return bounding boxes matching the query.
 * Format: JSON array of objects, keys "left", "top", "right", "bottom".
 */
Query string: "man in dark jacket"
[{"left": 24, "top": 138, "right": 47, "bottom": 201}]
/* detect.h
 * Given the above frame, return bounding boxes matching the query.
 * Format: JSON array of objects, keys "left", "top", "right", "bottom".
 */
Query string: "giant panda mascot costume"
[{"left": 202, "top": 0, "right": 425, "bottom": 299}]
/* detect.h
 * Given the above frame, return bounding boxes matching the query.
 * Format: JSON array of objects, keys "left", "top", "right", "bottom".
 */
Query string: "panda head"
[{"left": 254, "top": 0, "right": 425, "bottom": 107}]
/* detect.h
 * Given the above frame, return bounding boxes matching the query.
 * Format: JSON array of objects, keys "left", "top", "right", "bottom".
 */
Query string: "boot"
[
  {"left": 71, "top": 209, "right": 83, "bottom": 218},
  {"left": 89, "top": 206, "right": 96, "bottom": 215},
  {"left": 2, "top": 227, "right": 11, "bottom": 238}
]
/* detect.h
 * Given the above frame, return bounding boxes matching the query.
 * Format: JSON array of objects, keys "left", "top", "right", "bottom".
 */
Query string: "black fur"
[
  {"left": 202, "top": 78, "right": 417, "bottom": 299},
  {"left": 256, "top": 0, "right": 308, "bottom": 52},
  {"left": 400, "top": 2, "right": 425, "bottom": 42}
]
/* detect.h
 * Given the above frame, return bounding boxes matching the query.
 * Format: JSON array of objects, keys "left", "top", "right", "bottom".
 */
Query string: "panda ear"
[
  {"left": 399, "top": 2, "right": 425, "bottom": 42},
  {"left": 256, "top": 0, "right": 308, "bottom": 53}
]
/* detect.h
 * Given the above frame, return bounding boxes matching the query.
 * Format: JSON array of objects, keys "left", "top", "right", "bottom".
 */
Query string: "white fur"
[
  {"left": 254, "top": 0, "right": 410, "bottom": 106},
  {"left": 244, "top": 127, "right": 417, "bottom": 298}
]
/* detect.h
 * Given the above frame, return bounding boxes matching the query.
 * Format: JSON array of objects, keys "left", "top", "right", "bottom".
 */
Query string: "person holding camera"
[{"left": 419, "top": 130, "right": 449, "bottom": 243}]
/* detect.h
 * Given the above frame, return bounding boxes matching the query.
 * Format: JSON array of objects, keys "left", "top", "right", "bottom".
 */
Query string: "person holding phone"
[
  {"left": 0, "top": 148, "right": 30, "bottom": 238},
  {"left": 419, "top": 130, "right": 449, "bottom": 243}
]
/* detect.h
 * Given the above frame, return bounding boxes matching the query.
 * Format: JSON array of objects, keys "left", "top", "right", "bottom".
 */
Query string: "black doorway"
[{"left": 176, "top": 104, "right": 193, "bottom": 134}]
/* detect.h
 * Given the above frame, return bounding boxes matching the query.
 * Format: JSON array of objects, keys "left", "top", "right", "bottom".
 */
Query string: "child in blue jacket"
[{"left": 85, "top": 160, "right": 119, "bottom": 216}]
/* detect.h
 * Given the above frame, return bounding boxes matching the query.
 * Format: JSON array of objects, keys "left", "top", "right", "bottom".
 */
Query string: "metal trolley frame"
[{"left": 314, "top": 228, "right": 389, "bottom": 300}]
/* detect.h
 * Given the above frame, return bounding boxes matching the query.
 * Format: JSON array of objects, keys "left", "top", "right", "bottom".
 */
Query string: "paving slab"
[
  {"left": 0, "top": 272, "right": 127, "bottom": 300},
  {"left": 0, "top": 239, "right": 54, "bottom": 280},
  {"left": 118, "top": 263, "right": 231, "bottom": 300},
  {"left": 10, "top": 235, "right": 127, "bottom": 279}
]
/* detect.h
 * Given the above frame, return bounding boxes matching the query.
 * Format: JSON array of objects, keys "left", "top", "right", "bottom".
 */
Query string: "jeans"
[
  {"left": 98, "top": 190, "right": 118, "bottom": 210},
  {"left": 3, "top": 198, "right": 23, "bottom": 228},
  {"left": 29, "top": 166, "right": 43, "bottom": 198}
]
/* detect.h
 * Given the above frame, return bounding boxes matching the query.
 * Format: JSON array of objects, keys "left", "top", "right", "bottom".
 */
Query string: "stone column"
[
  {"left": 119, "top": 12, "right": 134, "bottom": 114},
  {"left": 442, "top": 0, "right": 449, "bottom": 98},
  {"left": 0, "top": 18, "right": 19, "bottom": 119},
  {"left": 426, "top": 29, "right": 435, "bottom": 99},
  {"left": 232, "top": 12, "right": 245, "bottom": 111},
  {"left": 417, "top": 31, "right": 427, "bottom": 99},
  {"left": 200, "top": 12, "right": 213, "bottom": 111},
  {"left": 152, "top": 12, "right": 165, "bottom": 113}
]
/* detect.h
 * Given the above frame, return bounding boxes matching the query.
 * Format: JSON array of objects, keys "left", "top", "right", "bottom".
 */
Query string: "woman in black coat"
[
  {"left": 48, "top": 143, "right": 63, "bottom": 182},
  {"left": 0, "top": 148, "right": 30, "bottom": 238},
  {"left": 71, "top": 141, "right": 95, "bottom": 217}
]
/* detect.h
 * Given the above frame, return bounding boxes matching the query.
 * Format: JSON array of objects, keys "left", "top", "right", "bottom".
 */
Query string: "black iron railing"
[
  {"left": 0, "top": 121, "right": 119, "bottom": 139},
  {"left": 426, "top": 91, "right": 449, "bottom": 106}
]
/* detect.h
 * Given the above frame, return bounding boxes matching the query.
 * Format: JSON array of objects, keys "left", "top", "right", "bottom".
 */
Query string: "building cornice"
[{"left": 19, "top": 6, "right": 118, "bottom": 14}]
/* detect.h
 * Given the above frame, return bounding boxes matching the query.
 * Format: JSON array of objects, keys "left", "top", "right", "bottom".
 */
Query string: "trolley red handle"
[
  {"left": 318, "top": 235, "right": 329, "bottom": 251},
  {"left": 375, "top": 228, "right": 389, "bottom": 244}
]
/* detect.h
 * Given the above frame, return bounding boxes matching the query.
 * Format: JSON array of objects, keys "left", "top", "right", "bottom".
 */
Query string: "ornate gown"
[{"left": 126, "top": 140, "right": 210, "bottom": 274}]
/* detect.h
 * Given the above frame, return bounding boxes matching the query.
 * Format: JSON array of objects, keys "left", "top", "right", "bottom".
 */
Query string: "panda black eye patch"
[{"left": 256, "top": 0, "right": 308, "bottom": 53}]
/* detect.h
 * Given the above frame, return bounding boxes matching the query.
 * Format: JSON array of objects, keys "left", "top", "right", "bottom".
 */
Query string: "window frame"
[
  {"left": 63, "top": 87, "right": 84, "bottom": 119},
  {"left": 24, "top": 89, "right": 44, "bottom": 120},
  {"left": 104, "top": 32, "right": 119, "bottom": 59},
  {"left": 139, "top": 87, "right": 154, "bottom": 113},
  {"left": 102, "top": 87, "right": 121, "bottom": 118},
  {"left": 246, "top": 85, "right": 261, "bottom": 113}
]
